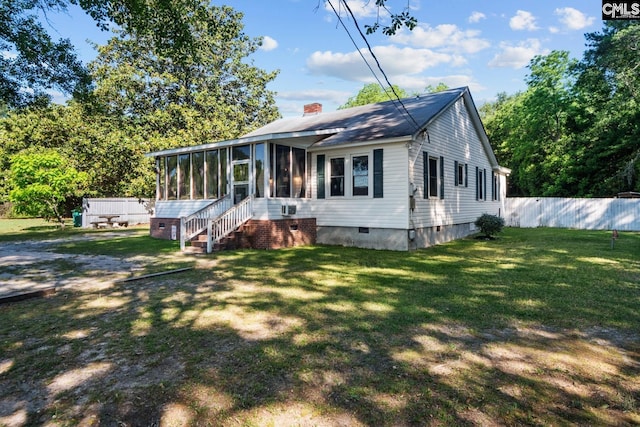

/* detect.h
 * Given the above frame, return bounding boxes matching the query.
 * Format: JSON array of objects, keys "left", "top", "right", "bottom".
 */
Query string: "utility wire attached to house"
[{"left": 326, "top": 0, "right": 422, "bottom": 131}]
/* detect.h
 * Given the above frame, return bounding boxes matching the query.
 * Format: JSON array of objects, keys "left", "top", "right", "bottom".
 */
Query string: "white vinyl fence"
[
  {"left": 505, "top": 197, "right": 640, "bottom": 231},
  {"left": 81, "top": 198, "right": 152, "bottom": 228}
]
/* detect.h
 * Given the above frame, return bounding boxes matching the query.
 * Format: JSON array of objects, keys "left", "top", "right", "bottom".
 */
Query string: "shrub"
[{"left": 475, "top": 213, "right": 505, "bottom": 238}]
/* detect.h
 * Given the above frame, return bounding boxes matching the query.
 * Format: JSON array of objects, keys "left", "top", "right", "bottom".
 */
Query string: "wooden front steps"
[{"left": 187, "top": 224, "right": 252, "bottom": 254}]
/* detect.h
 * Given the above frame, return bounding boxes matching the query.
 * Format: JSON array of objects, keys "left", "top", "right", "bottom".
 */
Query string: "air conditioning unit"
[{"left": 281, "top": 205, "right": 297, "bottom": 216}]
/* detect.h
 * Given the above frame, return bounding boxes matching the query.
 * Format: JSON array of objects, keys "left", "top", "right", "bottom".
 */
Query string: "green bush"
[{"left": 475, "top": 213, "right": 505, "bottom": 238}]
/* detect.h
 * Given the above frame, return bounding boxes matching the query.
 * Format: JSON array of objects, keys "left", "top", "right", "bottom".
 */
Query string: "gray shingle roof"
[{"left": 243, "top": 87, "right": 467, "bottom": 148}]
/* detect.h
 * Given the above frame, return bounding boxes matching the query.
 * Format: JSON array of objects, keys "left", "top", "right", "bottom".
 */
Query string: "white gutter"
[
  {"left": 145, "top": 128, "right": 345, "bottom": 157},
  {"left": 305, "top": 135, "right": 411, "bottom": 152}
]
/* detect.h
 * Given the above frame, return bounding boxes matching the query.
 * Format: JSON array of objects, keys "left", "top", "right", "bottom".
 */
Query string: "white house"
[{"left": 147, "top": 87, "right": 510, "bottom": 251}]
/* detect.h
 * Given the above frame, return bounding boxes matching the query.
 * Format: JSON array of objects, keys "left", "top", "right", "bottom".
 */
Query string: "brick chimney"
[{"left": 303, "top": 103, "right": 322, "bottom": 116}]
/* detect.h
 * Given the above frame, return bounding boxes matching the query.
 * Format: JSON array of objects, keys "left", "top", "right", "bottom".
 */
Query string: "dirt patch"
[{"left": 0, "top": 233, "right": 155, "bottom": 299}]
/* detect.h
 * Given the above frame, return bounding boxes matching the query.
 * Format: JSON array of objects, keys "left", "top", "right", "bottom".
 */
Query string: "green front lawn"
[{"left": 0, "top": 226, "right": 638, "bottom": 426}]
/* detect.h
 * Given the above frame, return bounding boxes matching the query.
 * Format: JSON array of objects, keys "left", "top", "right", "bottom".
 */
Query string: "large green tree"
[
  {"left": 1, "top": 1, "right": 280, "bottom": 204},
  {"left": 89, "top": 3, "right": 279, "bottom": 148},
  {"left": 9, "top": 149, "right": 88, "bottom": 225},
  {"left": 0, "top": 0, "right": 89, "bottom": 108},
  {"left": 0, "top": 102, "right": 149, "bottom": 200},
  {"left": 339, "top": 83, "right": 409, "bottom": 109},
  {"left": 572, "top": 22, "right": 640, "bottom": 195},
  {"left": 484, "top": 22, "right": 640, "bottom": 197},
  {"left": 483, "top": 52, "right": 578, "bottom": 196},
  {"left": 2, "top": 0, "right": 414, "bottom": 109}
]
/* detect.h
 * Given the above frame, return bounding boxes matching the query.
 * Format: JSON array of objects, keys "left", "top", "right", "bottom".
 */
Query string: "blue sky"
[{"left": 46, "top": 1, "right": 603, "bottom": 117}]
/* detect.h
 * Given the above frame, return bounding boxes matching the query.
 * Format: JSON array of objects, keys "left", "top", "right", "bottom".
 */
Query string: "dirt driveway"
[{"left": 0, "top": 233, "right": 147, "bottom": 301}]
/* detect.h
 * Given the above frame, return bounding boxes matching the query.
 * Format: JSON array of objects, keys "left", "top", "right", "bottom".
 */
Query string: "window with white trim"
[
  {"left": 330, "top": 157, "right": 345, "bottom": 197},
  {"left": 352, "top": 155, "right": 369, "bottom": 196}
]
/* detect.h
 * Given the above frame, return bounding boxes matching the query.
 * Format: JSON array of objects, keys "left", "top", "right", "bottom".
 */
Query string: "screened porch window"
[
  {"left": 178, "top": 154, "right": 191, "bottom": 200},
  {"left": 192, "top": 151, "right": 204, "bottom": 199},
  {"left": 158, "top": 157, "right": 166, "bottom": 200},
  {"left": 270, "top": 144, "right": 306, "bottom": 198},
  {"left": 167, "top": 155, "right": 177, "bottom": 200},
  {"left": 255, "top": 143, "right": 265, "bottom": 198},
  {"left": 205, "top": 150, "right": 219, "bottom": 199}
]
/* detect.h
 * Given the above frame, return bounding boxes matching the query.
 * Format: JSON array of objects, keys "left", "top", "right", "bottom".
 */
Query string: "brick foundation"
[
  {"left": 243, "top": 218, "right": 316, "bottom": 249},
  {"left": 150, "top": 218, "right": 182, "bottom": 240},
  {"left": 150, "top": 217, "right": 316, "bottom": 250}
]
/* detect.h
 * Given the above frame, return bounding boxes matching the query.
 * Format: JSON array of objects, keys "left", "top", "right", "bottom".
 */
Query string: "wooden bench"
[{"left": 90, "top": 221, "right": 109, "bottom": 229}]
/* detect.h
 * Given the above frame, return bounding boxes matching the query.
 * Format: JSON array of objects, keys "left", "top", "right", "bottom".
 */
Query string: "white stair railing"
[
  {"left": 205, "top": 196, "right": 254, "bottom": 253},
  {"left": 180, "top": 195, "right": 232, "bottom": 251}
]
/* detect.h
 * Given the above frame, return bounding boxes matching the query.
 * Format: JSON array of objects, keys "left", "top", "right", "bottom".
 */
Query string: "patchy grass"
[
  {"left": 0, "top": 217, "right": 70, "bottom": 236},
  {"left": 0, "top": 226, "right": 639, "bottom": 426},
  {"left": 0, "top": 217, "right": 150, "bottom": 242}
]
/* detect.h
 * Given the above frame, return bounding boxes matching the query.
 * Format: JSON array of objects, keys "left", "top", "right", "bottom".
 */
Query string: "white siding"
[
  {"left": 409, "top": 97, "right": 505, "bottom": 228},
  {"left": 154, "top": 200, "right": 216, "bottom": 218},
  {"left": 310, "top": 142, "right": 410, "bottom": 229},
  {"left": 252, "top": 198, "right": 314, "bottom": 220}
]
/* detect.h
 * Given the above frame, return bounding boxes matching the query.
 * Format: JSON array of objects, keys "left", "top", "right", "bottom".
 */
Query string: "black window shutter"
[
  {"left": 465, "top": 164, "right": 468, "bottom": 187},
  {"left": 491, "top": 171, "right": 495, "bottom": 200},
  {"left": 475, "top": 166, "right": 479, "bottom": 200},
  {"left": 317, "top": 155, "right": 325, "bottom": 199},
  {"left": 439, "top": 156, "right": 445, "bottom": 199},
  {"left": 423, "top": 152, "right": 428, "bottom": 199},
  {"left": 484, "top": 169, "right": 487, "bottom": 200},
  {"left": 373, "top": 149, "right": 383, "bottom": 198},
  {"left": 454, "top": 160, "right": 459, "bottom": 186}
]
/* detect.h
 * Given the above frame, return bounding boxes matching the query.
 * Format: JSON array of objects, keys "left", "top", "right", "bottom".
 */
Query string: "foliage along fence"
[
  {"left": 81, "top": 198, "right": 152, "bottom": 228},
  {"left": 504, "top": 197, "right": 640, "bottom": 231}
]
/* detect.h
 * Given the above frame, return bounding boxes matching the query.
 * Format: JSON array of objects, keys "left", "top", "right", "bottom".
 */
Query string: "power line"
[
  {"left": 328, "top": 0, "right": 422, "bottom": 130},
  {"left": 325, "top": 0, "right": 386, "bottom": 101}
]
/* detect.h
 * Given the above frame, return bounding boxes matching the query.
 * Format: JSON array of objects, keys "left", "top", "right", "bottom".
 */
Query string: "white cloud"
[
  {"left": 468, "top": 11, "right": 486, "bottom": 23},
  {"left": 555, "top": 7, "right": 595, "bottom": 30},
  {"left": 260, "top": 36, "right": 278, "bottom": 52},
  {"left": 510, "top": 10, "right": 539, "bottom": 31},
  {"left": 324, "top": 0, "right": 383, "bottom": 19},
  {"left": 393, "top": 74, "right": 486, "bottom": 94},
  {"left": 277, "top": 89, "right": 352, "bottom": 103},
  {"left": 306, "top": 45, "right": 460, "bottom": 82},
  {"left": 392, "top": 24, "right": 490, "bottom": 54},
  {"left": 488, "top": 39, "right": 549, "bottom": 69},
  {"left": 277, "top": 89, "right": 355, "bottom": 117}
]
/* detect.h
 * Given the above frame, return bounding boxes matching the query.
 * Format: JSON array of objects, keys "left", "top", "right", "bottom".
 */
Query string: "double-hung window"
[
  {"left": 352, "top": 155, "right": 369, "bottom": 196},
  {"left": 423, "top": 152, "right": 445, "bottom": 199},
  {"left": 454, "top": 161, "right": 468, "bottom": 187},
  {"left": 318, "top": 150, "right": 382, "bottom": 199},
  {"left": 428, "top": 157, "right": 438, "bottom": 198},
  {"left": 424, "top": 153, "right": 439, "bottom": 199},
  {"left": 330, "top": 157, "right": 345, "bottom": 196}
]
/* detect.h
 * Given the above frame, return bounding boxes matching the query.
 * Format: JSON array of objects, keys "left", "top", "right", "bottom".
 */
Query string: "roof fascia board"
[
  {"left": 493, "top": 165, "right": 512, "bottom": 175},
  {"left": 461, "top": 90, "right": 502, "bottom": 168},
  {"left": 146, "top": 128, "right": 345, "bottom": 157},
  {"left": 411, "top": 89, "right": 466, "bottom": 141},
  {"left": 306, "top": 136, "right": 411, "bottom": 152}
]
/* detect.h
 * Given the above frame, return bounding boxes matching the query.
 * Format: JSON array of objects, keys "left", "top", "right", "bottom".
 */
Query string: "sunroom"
[{"left": 147, "top": 132, "right": 328, "bottom": 250}]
